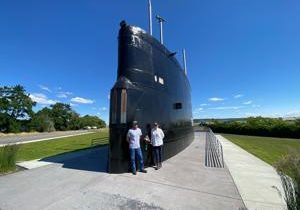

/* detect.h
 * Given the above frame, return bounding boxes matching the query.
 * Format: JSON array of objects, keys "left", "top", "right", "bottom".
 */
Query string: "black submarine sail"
[{"left": 109, "top": 1, "right": 194, "bottom": 173}]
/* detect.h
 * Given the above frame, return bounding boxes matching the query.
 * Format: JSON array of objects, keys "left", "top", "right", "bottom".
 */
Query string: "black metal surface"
[{"left": 109, "top": 22, "right": 194, "bottom": 173}]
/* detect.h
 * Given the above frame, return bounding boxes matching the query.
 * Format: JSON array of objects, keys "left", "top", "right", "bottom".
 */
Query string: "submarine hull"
[{"left": 109, "top": 23, "right": 194, "bottom": 173}]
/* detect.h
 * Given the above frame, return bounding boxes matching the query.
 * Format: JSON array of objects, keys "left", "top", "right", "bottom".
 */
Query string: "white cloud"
[
  {"left": 70, "top": 103, "right": 78, "bottom": 107},
  {"left": 56, "top": 91, "right": 73, "bottom": 98},
  {"left": 30, "top": 93, "right": 56, "bottom": 105},
  {"left": 285, "top": 110, "right": 300, "bottom": 117},
  {"left": 200, "top": 103, "right": 209, "bottom": 106},
  {"left": 243, "top": 100, "right": 253, "bottom": 105},
  {"left": 252, "top": 104, "right": 261, "bottom": 108},
  {"left": 71, "top": 97, "right": 94, "bottom": 104},
  {"left": 38, "top": 85, "right": 52, "bottom": 93},
  {"left": 193, "top": 107, "right": 205, "bottom": 115},
  {"left": 107, "top": 94, "right": 110, "bottom": 100},
  {"left": 234, "top": 94, "right": 243, "bottom": 99},
  {"left": 244, "top": 112, "right": 261, "bottom": 117},
  {"left": 209, "top": 106, "right": 243, "bottom": 110},
  {"left": 208, "top": 97, "right": 224, "bottom": 102},
  {"left": 100, "top": 107, "right": 107, "bottom": 111}
]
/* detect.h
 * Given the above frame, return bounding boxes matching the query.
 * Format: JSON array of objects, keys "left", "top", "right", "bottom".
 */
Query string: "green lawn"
[
  {"left": 221, "top": 133, "right": 300, "bottom": 165},
  {"left": 16, "top": 131, "right": 109, "bottom": 161}
]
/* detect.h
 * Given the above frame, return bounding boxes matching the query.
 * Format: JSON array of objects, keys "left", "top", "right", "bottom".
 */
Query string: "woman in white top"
[{"left": 151, "top": 122, "right": 165, "bottom": 170}]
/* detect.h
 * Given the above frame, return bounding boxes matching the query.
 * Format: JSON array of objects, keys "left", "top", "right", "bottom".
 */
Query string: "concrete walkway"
[
  {"left": 217, "top": 135, "right": 286, "bottom": 210},
  {"left": 0, "top": 132, "right": 245, "bottom": 210}
]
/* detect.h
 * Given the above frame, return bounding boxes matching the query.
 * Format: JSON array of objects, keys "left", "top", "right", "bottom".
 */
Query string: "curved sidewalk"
[{"left": 217, "top": 135, "right": 286, "bottom": 210}]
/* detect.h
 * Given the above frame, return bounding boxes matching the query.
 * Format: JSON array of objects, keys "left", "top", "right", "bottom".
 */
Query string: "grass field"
[
  {"left": 16, "top": 130, "right": 109, "bottom": 161},
  {"left": 221, "top": 133, "right": 300, "bottom": 165}
]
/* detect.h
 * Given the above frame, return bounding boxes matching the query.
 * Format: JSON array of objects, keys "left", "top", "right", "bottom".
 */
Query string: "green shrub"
[
  {"left": 0, "top": 145, "right": 19, "bottom": 173},
  {"left": 274, "top": 151, "right": 300, "bottom": 210},
  {"left": 208, "top": 117, "right": 300, "bottom": 138}
]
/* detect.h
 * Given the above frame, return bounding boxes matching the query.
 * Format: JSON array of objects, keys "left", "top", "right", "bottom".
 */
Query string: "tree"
[
  {"left": 80, "top": 115, "right": 106, "bottom": 128},
  {"left": 49, "top": 103, "right": 76, "bottom": 131},
  {"left": 30, "top": 108, "right": 55, "bottom": 132},
  {"left": 0, "top": 85, "right": 36, "bottom": 132},
  {"left": 68, "top": 112, "right": 82, "bottom": 130}
]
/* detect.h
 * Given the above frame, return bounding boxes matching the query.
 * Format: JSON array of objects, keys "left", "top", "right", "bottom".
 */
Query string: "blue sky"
[{"left": 1, "top": 0, "right": 300, "bottom": 122}]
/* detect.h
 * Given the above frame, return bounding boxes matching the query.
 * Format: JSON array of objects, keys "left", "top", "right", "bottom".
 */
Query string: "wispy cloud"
[
  {"left": 285, "top": 110, "right": 300, "bottom": 117},
  {"left": 38, "top": 85, "right": 52, "bottom": 93},
  {"left": 99, "top": 107, "right": 107, "bottom": 111},
  {"left": 252, "top": 104, "right": 260, "bottom": 108},
  {"left": 56, "top": 91, "right": 72, "bottom": 98},
  {"left": 193, "top": 107, "right": 204, "bottom": 115},
  {"left": 234, "top": 94, "right": 243, "bottom": 99},
  {"left": 200, "top": 103, "right": 209, "bottom": 106},
  {"left": 209, "top": 106, "right": 243, "bottom": 110},
  {"left": 208, "top": 97, "right": 224, "bottom": 102},
  {"left": 244, "top": 112, "right": 261, "bottom": 117},
  {"left": 70, "top": 103, "right": 78, "bottom": 107},
  {"left": 30, "top": 93, "right": 56, "bottom": 105},
  {"left": 71, "top": 97, "right": 94, "bottom": 104},
  {"left": 243, "top": 100, "right": 253, "bottom": 105}
]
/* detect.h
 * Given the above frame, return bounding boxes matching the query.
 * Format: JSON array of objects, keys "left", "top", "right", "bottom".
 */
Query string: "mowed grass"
[
  {"left": 16, "top": 131, "right": 109, "bottom": 161},
  {"left": 221, "top": 134, "right": 300, "bottom": 165}
]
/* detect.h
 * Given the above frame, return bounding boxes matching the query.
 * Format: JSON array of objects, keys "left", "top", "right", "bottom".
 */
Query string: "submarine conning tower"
[{"left": 108, "top": 21, "right": 194, "bottom": 173}]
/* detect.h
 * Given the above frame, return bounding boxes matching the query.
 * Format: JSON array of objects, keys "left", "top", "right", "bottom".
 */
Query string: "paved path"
[
  {"left": 0, "top": 130, "right": 95, "bottom": 146},
  {"left": 217, "top": 135, "right": 286, "bottom": 210},
  {"left": 0, "top": 132, "right": 245, "bottom": 210}
]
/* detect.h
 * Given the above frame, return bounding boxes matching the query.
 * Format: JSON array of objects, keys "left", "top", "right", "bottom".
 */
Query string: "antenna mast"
[
  {"left": 182, "top": 49, "right": 187, "bottom": 75},
  {"left": 148, "top": 0, "right": 153, "bottom": 36},
  {"left": 156, "top": 15, "right": 165, "bottom": 44}
]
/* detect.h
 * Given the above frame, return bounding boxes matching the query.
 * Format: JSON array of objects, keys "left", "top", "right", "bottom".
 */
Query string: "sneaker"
[
  {"left": 132, "top": 171, "right": 137, "bottom": 175},
  {"left": 139, "top": 169, "right": 147, "bottom": 173}
]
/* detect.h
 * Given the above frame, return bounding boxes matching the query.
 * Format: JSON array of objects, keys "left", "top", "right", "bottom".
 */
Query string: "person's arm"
[
  {"left": 150, "top": 129, "right": 154, "bottom": 145},
  {"left": 126, "top": 131, "right": 130, "bottom": 143},
  {"left": 139, "top": 128, "right": 143, "bottom": 141}
]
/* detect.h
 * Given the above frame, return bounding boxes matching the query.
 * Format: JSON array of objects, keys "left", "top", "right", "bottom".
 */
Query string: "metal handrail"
[{"left": 205, "top": 128, "right": 224, "bottom": 168}]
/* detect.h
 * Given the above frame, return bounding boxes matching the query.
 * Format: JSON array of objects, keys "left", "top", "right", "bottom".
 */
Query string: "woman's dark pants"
[{"left": 152, "top": 145, "right": 163, "bottom": 167}]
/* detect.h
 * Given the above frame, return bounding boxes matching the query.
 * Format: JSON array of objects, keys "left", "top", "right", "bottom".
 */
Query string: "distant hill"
[
  {"left": 194, "top": 118, "right": 247, "bottom": 124},
  {"left": 194, "top": 117, "right": 300, "bottom": 124}
]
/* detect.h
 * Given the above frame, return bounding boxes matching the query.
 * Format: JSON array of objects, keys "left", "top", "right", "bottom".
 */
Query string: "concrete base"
[{"left": 0, "top": 132, "right": 244, "bottom": 210}]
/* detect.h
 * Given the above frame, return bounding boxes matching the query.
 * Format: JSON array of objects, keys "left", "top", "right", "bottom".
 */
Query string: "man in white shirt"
[
  {"left": 127, "top": 121, "right": 147, "bottom": 175},
  {"left": 151, "top": 122, "right": 165, "bottom": 170}
]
